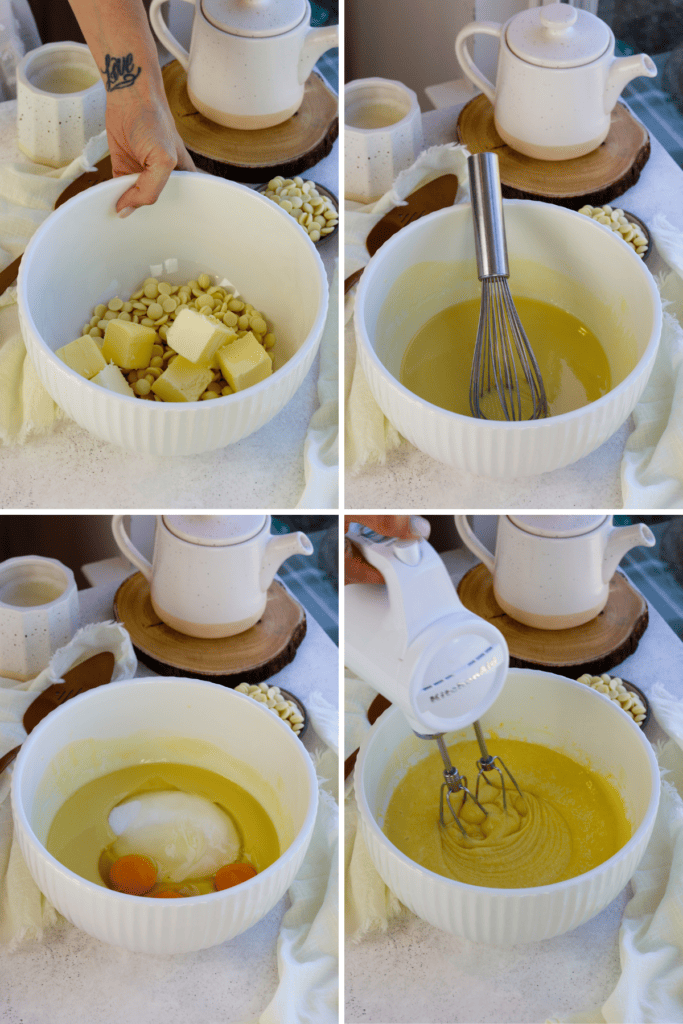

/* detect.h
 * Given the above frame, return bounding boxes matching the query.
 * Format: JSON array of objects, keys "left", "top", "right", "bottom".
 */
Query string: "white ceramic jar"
[
  {"left": 0, "top": 556, "right": 79, "bottom": 680},
  {"left": 344, "top": 78, "right": 423, "bottom": 204},
  {"left": 149, "top": 0, "right": 338, "bottom": 129},
  {"left": 454, "top": 514, "right": 655, "bottom": 629},
  {"left": 16, "top": 42, "right": 106, "bottom": 167},
  {"left": 112, "top": 515, "right": 313, "bottom": 638},
  {"left": 455, "top": 3, "right": 656, "bottom": 160}
]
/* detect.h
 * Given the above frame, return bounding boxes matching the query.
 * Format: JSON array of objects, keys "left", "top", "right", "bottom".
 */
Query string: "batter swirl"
[{"left": 383, "top": 738, "right": 631, "bottom": 889}]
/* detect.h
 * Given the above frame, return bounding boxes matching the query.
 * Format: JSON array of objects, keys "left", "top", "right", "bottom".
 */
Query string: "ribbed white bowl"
[
  {"left": 18, "top": 172, "right": 328, "bottom": 456},
  {"left": 11, "top": 677, "right": 318, "bottom": 953},
  {"left": 355, "top": 668, "right": 659, "bottom": 944},
  {"left": 354, "top": 201, "right": 661, "bottom": 478}
]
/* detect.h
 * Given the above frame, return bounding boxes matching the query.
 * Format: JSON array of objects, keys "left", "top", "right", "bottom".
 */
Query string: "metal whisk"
[
  {"left": 437, "top": 724, "right": 524, "bottom": 836},
  {"left": 467, "top": 152, "right": 548, "bottom": 422}
]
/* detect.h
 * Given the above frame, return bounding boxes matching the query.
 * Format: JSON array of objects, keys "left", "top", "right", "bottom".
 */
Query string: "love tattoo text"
[{"left": 101, "top": 53, "right": 142, "bottom": 92}]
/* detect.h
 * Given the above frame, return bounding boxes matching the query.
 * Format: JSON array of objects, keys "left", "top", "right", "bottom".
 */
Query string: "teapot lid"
[
  {"left": 508, "top": 515, "right": 608, "bottom": 538},
  {"left": 201, "top": 0, "right": 306, "bottom": 38},
  {"left": 506, "top": 3, "right": 611, "bottom": 69},
  {"left": 163, "top": 515, "right": 267, "bottom": 546}
]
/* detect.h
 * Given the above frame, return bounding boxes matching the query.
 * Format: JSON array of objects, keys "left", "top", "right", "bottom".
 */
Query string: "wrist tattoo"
[{"left": 101, "top": 53, "right": 142, "bottom": 92}]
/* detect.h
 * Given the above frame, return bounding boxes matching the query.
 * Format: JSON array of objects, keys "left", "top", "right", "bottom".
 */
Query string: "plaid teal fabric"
[
  {"left": 273, "top": 519, "right": 339, "bottom": 646},
  {"left": 616, "top": 517, "right": 683, "bottom": 640},
  {"left": 620, "top": 47, "right": 683, "bottom": 168},
  {"left": 309, "top": 0, "right": 338, "bottom": 94}
]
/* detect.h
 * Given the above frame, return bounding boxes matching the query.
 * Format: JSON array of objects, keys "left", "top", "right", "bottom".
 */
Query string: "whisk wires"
[
  {"left": 469, "top": 277, "right": 548, "bottom": 422},
  {"left": 467, "top": 151, "right": 549, "bottom": 422}
]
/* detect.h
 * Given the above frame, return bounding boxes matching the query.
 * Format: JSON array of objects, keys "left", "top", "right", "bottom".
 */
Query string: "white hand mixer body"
[{"left": 345, "top": 526, "right": 524, "bottom": 836}]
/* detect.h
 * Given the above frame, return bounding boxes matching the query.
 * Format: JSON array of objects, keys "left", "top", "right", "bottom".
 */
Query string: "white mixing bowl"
[
  {"left": 355, "top": 668, "right": 660, "bottom": 944},
  {"left": 17, "top": 172, "right": 328, "bottom": 456},
  {"left": 354, "top": 201, "right": 662, "bottom": 478},
  {"left": 11, "top": 677, "right": 318, "bottom": 953}
]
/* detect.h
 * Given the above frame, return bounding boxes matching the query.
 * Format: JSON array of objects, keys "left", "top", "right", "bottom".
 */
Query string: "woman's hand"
[
  {"left": 68, "top": 0, "right": 196, "bottom": 215},
  {"left": 106, "top": 95, "right": 196, "bottom": 216},
  {"left": 344, "top": 516, "right": 430, "bottom": 584}
]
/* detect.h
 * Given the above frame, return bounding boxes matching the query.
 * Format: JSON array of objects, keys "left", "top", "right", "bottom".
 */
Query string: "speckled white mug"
[
  {"left": 0, "top": 556, "right": 79, "bottom": 681},
  {"left": 345, "top": 78, "right": 422, "bottom": 204},
  {"left": 16, "top": 42, "right": 106, "bottom": 167}
]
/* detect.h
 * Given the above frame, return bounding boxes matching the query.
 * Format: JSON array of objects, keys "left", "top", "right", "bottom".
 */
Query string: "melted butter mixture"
[
  {"left": 399, "top": 297, "right": 611, "bottom": 419},
  {"left": 383, "top": 738, "right": 631, "bottom": 888},
  {"left": 47, "top": 762, "right": 280, "bottom": 895}
]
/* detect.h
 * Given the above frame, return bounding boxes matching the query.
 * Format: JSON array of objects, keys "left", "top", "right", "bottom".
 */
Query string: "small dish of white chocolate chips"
[
  {"left": 577, "top": 205, "right": 652, "bottom": 261},
  {"left": 256, "top": 178, "right": 339, "bottom": 245},
  {"left": 234, "top": 682, "right": 307, "bottom": 739},
  {"left": 576, "top": 673, "right": 650, "bottom": 729}
]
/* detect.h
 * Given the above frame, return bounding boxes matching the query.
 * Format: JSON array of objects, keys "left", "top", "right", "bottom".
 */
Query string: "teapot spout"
[
  {"left": 260, "top": 532, "right": 314, "bottom": 591},
  {"left": 605, "top": 53, "right": 656, "bottom": 113},
  {"left": 603, "top": 523, "right": 655, "bottom": 583}
]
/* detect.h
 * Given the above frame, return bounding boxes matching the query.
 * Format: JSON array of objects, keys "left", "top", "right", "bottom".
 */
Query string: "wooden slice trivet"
[
  {"left": 457, "top": 565, "right": 648, "bottom": 677},
  {"left": 114, "top": 572, "right": 306, "bottom": 685},
  {"left": 457, "top": 96, "right": 650, "bottom": 210},
  {"left": 162, "top": 62, "right": 338, "bottom": 182}
]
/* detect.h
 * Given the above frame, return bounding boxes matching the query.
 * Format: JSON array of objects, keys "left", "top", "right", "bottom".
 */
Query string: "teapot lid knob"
[
  {"left": 507, "top": 2, "right": 611, "bottom": 68},
  {"left": 540, "top": 4, "right": 577, "bottom": 33}
]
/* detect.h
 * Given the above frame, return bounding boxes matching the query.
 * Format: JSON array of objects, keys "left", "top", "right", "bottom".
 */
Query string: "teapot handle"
[
  {"left": 149, "top": 0, "right": 194, "bottom": 70},
  {"left": 453, "top": 515, "right": 495, "bottom": 575},
  {"left": 455, "top": 22, "right": 502, "bottom": 105},
  {"left": 111, "top": 515, "right": 152, "bottom": 583}
]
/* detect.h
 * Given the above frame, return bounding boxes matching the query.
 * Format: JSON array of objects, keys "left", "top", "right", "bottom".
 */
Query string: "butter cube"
[
  {"left": 91, "top": 362, "right": 135, "bottom": 397},
  {"left": 209, "top": 331, "right": 238, "bottom": 368},
  {"left": 151, "top": 356, "right": 213, "bottom": 403},
  {"left": 56, "top": 335, "right": 107, "bottom": 379},
  {"left": 216, "top": 332, "right": 272, "bottom": 391},
  {"left": 101, "top": 320, "right": 156, "bottom": 369},
  {"left": 167, "top": 308, "right": 231, "bottom": 365}
]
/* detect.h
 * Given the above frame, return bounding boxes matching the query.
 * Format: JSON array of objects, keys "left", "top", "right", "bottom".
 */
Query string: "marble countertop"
[
  {"left": 345, "top": 549, "right": 680, "bottom": 1024},
  {"left": 344, "top": 102, "right": 683, "bottom": 511},
  {"left": 3, "top": 578, "right": 338, "bottom": 1024},
  {"left": 0, "top": 99, "right": 338, "bottom": 510}
]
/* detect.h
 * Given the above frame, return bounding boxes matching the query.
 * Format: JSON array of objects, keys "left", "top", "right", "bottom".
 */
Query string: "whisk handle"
[{"left": 468, "top": 151, "right": 509, "bottom": 280}]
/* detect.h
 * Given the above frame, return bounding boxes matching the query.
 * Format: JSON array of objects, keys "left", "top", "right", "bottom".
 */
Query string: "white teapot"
[
  {"left": 112, "top": 514, "right": 312, "bottom": 638},
  {"left": 150, "top": 0, "right": 338, "bottom": 129},
  {"left": 455, "top": 3, "right": 656, "bottom": 160},
  {"left": 454, "top": 515, "right": 654, "bottom": 630}
]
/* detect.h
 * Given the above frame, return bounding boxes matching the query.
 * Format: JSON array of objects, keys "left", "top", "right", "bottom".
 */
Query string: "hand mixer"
[
  {"left": 345, "top": 525, "right": 524, "bottom": 837},
  {"left": 467, "top": 151, "right": 548, "bottom": 422}
]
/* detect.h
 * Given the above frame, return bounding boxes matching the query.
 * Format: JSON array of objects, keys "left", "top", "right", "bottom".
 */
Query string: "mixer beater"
[{"left": 436, "top": 723, "right": 524, "bottom": 835}]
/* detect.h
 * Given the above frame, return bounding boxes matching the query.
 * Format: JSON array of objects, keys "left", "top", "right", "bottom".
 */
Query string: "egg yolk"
[
  {"left": 109, "top": 854, "right": 157, "bottom": 895},
  {"left": 214, "top": 862, "right": 257, "bottom": 890}
]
